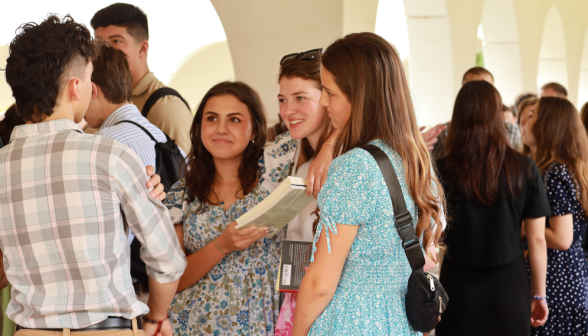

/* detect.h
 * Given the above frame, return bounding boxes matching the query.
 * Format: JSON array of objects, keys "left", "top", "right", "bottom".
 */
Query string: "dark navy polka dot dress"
[{"left": 533, "top": 163, "right": 588, "bottom": 336}]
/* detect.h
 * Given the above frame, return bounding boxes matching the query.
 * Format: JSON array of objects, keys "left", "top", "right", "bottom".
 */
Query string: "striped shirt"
[
  {"left": 96, "top": 104, "right": 183, "bottom": 169},
  {"left": 0, "top": 119, "right": 186, "bottom": 329}
]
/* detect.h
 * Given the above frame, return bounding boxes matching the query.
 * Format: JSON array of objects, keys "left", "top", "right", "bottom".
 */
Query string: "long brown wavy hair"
[
  {"left": 444, "top": 81, "right": 526, "bottom": 205},
  {"left": 184, "top": 81, "right": 267, "bottom": 212},
  {"left": 320, "top": 32, "right": 445, "bottom": 255},
  {"left": 529, "top": 97, "right": 588, "bottom": 213},
  {"left": 580, "top": 101, "right": 588, "bottom": 133}
]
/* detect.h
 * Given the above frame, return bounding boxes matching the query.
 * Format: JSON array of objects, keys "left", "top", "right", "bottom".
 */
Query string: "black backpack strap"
[
  {"left": 115, "top": 120, "right": 157, "bottom": 143},
  {"left": 142, "top": 87, "right": 191, "bottom": 118},
  {"left": 360, "top": 144, "right": 426, "bottom": 271}
]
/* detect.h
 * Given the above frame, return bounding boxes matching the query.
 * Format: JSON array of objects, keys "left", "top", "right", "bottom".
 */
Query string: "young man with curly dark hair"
[
  {"left": 1, "top": 15, "right": 185, "bottom": 336},
  {"left": 91, "top": 3, "right": 193, "bottom": 154}
]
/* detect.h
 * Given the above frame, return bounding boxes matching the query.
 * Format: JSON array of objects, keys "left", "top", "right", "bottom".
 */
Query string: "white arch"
[
  {"left": 536, "top": 6, "right": 568, "bottom": 92},
  {"left": 169, "top": 41, "right": 235, "bottom": 110},
  {"left": 0, "top": 0, "right": 227, "bottom": 86},
  {"left": 480, "top": 0, "right": 523, "bottom": 105},
  {"left": 402, "top": 0, "right": 454, "bottom": 126},
  {"left": 577, "top": 30, "right": 588, "bottom": 108},
  {"left": 375, "top": 0, "right": 410, "bottom": 60},
  {"left": 0, "top": 45, "right": 13, "bottom": 114}
]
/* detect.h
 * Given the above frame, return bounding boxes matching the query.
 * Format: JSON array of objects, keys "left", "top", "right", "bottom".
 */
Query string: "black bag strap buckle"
[{"left": 360, "top": 144, "right": 426, "bottom": 271}]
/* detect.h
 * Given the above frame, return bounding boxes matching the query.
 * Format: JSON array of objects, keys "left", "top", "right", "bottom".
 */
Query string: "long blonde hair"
[
  {"left": 321, "top": 32, "right": 445, "bottom": 256},
  {"left": 530, "top": 97, "right": 588, "bottom": 213}
]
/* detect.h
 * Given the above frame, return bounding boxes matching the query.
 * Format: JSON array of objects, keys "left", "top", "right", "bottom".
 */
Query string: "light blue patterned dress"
[
  {"left": 165, "top": 133, "right": 298, "bottom": 336},
  {"left": 309, "top": 140, "right": 422, "bottom": 336}
]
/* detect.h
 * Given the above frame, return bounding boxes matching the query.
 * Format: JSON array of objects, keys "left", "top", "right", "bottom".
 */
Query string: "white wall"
[
  {"left": 169, "top": 41, "right": 235, "bottom": 111},
  {"left": 0, "top": 45, "right": 12, "bottom": 113},
  {"left": 536, "top": 6, "right": 568, "bottom": 92},
  {"left": 404, "top": 0, "right": 455, "bottom": 126},
  {"left": 481, "top": 0, "right": 523, "bottom": 106},
  {"left": 212, "top": 0, "right": 346, "bottom": 125},
  {"left": 577, "top": 30, "right": 588, "bottom": 108},
  {"left": 1, "top": 0, "right": 227, "bottom": 85}
]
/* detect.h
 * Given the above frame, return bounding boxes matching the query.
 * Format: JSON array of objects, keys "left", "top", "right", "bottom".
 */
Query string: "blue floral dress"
[
  {"left": 531, "top": 163, "right": 588, "bottom": 336},
  {"left": 308, "top": 140, "right": 423, "bottom": 336},
  {"left": 166, "top": 133, "right": 298, "bottom": 336}
]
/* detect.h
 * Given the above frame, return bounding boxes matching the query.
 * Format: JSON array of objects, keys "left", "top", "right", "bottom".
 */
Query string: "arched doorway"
[
  {"left": 376, "top": 0, "right": 454, "bottom": 126},
  {"left": 536, "top": 6, "right": 568, "bottom": 93},
  {"left": 169, "top": 41, "right": 235, "bottom": 111},
  {"left": 479, "top": 0, "right": 523, "bottom": 106},
  {"left": 577, "top": 30, "right": 588, "bottom": 108}
]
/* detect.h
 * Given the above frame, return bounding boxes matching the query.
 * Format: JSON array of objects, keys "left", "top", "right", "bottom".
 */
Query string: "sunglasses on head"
[{"left": 279, "top": 48, "right": 323, "bottom": 65}]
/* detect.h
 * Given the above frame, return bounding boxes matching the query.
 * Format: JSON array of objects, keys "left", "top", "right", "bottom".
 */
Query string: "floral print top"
[
  {"left": 166, "top": 132, "right": 297, "bottom": 336},
  {"left": 309, "top": 140, "right": 421, "bottom": 336}
]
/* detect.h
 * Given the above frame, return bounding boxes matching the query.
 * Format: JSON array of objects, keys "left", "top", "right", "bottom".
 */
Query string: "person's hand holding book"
[{"left": 216, "top": 222, "right": 270, "bottom": 253}]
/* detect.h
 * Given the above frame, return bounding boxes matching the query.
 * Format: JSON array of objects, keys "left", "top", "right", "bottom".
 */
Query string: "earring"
[{"left": 251, "top": 139, "right": 255, "bottom": 143}]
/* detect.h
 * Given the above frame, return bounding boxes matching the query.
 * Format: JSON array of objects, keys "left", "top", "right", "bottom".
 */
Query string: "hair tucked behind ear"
[{"left": 319, "top": 32, "right": 446, "bottom": 258}]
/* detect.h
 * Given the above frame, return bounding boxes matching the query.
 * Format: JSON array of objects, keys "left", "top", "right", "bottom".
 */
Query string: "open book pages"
[
  {"left": 276, "top": 240, "right": 313, "bottom": 293},
  {"left": 235, "top": 176, "right": 314, "bottom": 238}
]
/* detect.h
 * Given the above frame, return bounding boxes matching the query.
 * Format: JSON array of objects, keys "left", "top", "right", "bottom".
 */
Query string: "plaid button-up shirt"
[{"left": 0, "top": 119, "right": 186, "bottom": 329}]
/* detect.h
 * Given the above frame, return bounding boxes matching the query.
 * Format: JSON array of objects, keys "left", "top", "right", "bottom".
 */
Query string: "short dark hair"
[
  {"left": 5, "top": 15, "right": 96, "bottom": 122},
  {"left": 462, "top": 67, "right": 494, "bottom": 84},
  {"left": 91, "top": 3, "right": 149, "bottom": 42},
  {"left": 502, "top": 104, "right": 515, "bottom": 116},
  {"left": 541, "top": 82, "right": 568, "bottom": 97},
  {"left": 514, "top": 93, "right": 537, "bottom": 110},
  {"left": 92, "top": 42, "right": 134, "bottom": 104}
]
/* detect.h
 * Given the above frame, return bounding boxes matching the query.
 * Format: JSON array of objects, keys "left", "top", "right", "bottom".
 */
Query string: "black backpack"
[
  {"left": 115, "top": 120, "right": 185, "bottom": 192},
  {"left": 115, "top": 119, "right": 185, "bottom": 289},
  {"left": 142, "top": 87, "right": 191, "bottom": 119}
]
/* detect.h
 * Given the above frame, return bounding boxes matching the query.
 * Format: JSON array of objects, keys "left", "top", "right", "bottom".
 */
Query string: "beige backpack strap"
[{"left": 132, "top": 318, "right": 139, "bottom": 336}]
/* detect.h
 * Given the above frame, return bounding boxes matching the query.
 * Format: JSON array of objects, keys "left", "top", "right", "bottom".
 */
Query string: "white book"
[{"left": 235, "top": 177, "right": 314, "bottom": 238}]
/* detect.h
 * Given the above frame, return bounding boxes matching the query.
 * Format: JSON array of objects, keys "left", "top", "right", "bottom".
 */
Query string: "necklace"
[{"left": 215, "top": 182, "right": 241, "bottom": 206}]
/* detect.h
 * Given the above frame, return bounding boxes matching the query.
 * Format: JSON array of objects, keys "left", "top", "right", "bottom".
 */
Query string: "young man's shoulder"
[
  {"left": 97, "top": 115, "right": 166, "bottom": 143},
  {"left": 78, "top": 132, "right": 135, "bottom": 157}
]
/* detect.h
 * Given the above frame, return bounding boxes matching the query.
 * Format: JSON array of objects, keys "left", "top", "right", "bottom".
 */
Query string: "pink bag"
[{"left": 275, "top": 293, "right": 297, "bottom": 336}]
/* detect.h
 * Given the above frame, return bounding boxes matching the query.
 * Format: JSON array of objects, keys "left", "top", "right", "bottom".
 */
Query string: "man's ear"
[
  {"left": 91, "top": 82, "right": 100, "bottom": 101},
  {"left": 138, "top": 40, "right": 149, "bottom": 59},
  {"left": 69, "top": 77, "right": 82, "bottom": 102}
]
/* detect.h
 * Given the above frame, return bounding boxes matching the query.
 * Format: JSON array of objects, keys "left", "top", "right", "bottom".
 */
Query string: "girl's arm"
[
  {"left": 306, "top": 129, "right": 340, "bottom": 198},
  {"left": 525, "top": 216, "right": 549, "bottom": 327},
  {"left": 424, "top": 242, "right": 437, "bottom": 272},
  {"left": 174, "top": 222, "right": 269, "bottom": 293},
  {"left": 292, "top": 224, "right": 359, "bottom": 336},
  {"left": 544, "top": 214, "right": 573, "bottom": 250}
]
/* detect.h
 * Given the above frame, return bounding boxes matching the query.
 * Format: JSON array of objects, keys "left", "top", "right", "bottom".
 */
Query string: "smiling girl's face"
[
  {"left": 201, "top": 94, "right": 254, "bottom": 161},
  {"left": 522, "top": 102, "right": 539, "bottom": 150},
  {"left": 319, "top": 66, "right": 352, "bottom": 130},
  {"left": 278, "top": 76, "right": 325, "bottom": 147}
]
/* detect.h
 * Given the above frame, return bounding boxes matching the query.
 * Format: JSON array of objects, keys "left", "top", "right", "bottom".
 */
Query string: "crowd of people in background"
[{"left": 0, "top": 2, "right": 587, "bottom": 336}]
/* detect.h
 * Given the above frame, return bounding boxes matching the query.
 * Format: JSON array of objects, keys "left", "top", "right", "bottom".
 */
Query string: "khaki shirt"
[{"left": 133, "top": 72, "right": 193, "bottom": 153}]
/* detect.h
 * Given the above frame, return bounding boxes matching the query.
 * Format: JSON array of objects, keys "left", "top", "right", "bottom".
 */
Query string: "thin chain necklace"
[{"left": 215, "top": 182, "right": 242, "bottom": 206}]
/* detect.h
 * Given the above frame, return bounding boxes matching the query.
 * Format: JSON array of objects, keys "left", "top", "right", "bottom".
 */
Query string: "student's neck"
[
  {"left": 32, "top": 105, "right": 77, "bottom": 124},
  {"left": 213, "top": 156, "right": 242, "bottom": 187},
  {"left": 132, "top": 63, "right": 151, "bottom": 88},
  {"left": 103, "top": 101, "right": 130, "bottom": 119},
  {"left": 307, "top": 131, "right": 321, "bottom": 151},
  {"left": 297, "top": 130, "right": 321, "bottom": 168},
  {"left": 530, "top": 145, "right": 537, "bottom": 157}
]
